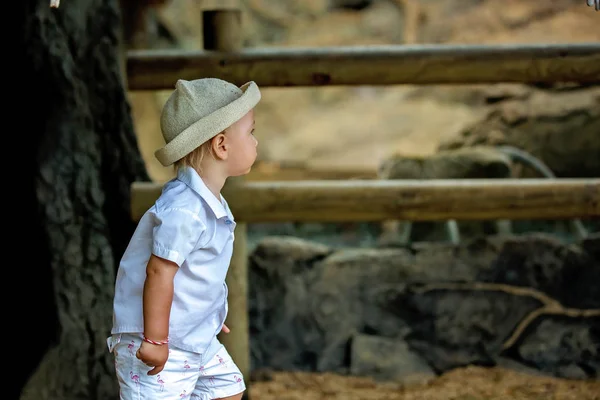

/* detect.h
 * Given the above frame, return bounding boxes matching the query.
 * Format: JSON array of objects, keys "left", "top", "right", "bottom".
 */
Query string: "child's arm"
[
  {"left": 143, "top": 254, "right": 178, "bottom": 342},
  {"left": 136, "top": 254, "right": 178, "bottom": 375}
]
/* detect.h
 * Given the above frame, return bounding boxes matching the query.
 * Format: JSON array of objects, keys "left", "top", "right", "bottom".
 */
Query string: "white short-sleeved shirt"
[{"left": 111, "top": 166, "right": 236, "bottom": 355}]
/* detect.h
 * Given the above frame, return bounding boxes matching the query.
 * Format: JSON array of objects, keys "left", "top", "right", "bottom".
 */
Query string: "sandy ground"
[{"left": 249, "top": 366, "right": 600, "bottom": 400}]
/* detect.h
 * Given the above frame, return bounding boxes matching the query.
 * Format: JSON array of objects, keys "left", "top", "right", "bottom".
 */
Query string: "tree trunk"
[{"left": 17, "top": 1, "right": 149, "bottom": 398}]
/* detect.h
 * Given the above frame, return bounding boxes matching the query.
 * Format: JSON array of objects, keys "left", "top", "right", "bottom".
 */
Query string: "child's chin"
[{"left": 231, "top": 167, "right": 252, "bottom": 177}]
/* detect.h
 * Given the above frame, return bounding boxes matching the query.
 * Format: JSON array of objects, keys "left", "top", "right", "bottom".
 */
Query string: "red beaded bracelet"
[{"left": 143, "top": 336, "right": 169, "bottom": 345}]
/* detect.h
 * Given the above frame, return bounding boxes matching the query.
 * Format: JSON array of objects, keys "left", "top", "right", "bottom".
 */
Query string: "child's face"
[{"left": 224, "top": 109, "right": 258, "bottom": 176}]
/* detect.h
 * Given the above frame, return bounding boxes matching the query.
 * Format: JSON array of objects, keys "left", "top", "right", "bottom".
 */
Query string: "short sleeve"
[{"left": 151, "top": 208, "right": 206, "bottom": 266}]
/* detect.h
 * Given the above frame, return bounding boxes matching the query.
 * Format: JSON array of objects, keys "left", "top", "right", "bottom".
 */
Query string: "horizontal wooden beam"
[
  {"left": 126, "top": 43, "right": 600, "bottom": 90},
  {"left": 130, "top": 179, "right": 599, "bottom": 222}
]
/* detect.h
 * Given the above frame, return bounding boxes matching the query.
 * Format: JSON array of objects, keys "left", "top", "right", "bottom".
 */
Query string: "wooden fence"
[
  {"left": 126, "top": 5, "right": 600, "bottom": 394},
  {"left": 127, "top": 43, "right": 600, "bottom": 89},
  {"left": 131, "top": 179, "right": 599, "bottom": 223}
]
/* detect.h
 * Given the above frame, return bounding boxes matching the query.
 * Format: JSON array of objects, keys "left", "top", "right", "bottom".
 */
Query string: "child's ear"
[{"left": 211, "top": 133, "right": 228, "bottom": 160}]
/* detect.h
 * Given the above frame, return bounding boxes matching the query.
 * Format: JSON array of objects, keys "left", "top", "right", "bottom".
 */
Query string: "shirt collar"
[{"left": 177, "top": 166, "right": 229, "bottom": 220}]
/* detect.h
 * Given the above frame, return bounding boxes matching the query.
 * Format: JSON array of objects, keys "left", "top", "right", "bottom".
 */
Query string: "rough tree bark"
[{"left": 17, "top": 0, "right": 149, "bottom": 398}]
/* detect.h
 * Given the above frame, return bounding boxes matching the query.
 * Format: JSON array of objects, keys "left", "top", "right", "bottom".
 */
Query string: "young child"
[{"left": 107, "top": 77, "right": 261, "bottom": 400}]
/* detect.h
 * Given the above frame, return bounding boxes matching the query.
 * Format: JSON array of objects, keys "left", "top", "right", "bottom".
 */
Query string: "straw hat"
[{"left": 155, "top": 78, "right": 261, "bottom": 166}]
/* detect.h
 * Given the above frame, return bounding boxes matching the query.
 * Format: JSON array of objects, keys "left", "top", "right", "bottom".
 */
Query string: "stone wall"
[{"left": 248, "top": 233, "right": 600, "bottom": 382}]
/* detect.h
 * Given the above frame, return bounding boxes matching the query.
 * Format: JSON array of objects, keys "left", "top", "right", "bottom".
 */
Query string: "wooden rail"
[
  {"left": 131, "top": 179, "right": 600, "bottom": 222},
  {"left": 126, "top": 43, "right": 600, "bottom": 90}
]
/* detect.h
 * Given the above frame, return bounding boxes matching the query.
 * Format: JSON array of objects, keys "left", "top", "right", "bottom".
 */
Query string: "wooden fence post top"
[{"left": 202, "top": 5, "right": 243, "bottom": 52}]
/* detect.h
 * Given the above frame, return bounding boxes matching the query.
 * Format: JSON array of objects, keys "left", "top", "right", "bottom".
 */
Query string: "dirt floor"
[{"left": 249, "top": 366, "right": 600, "bottom": 400}]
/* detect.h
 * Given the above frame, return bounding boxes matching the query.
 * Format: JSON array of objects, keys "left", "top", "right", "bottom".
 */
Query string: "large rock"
[
  {"left": 517, "top": 318, "right": 600, "bottom": 380},
  {"left": 249, "top": 233, "right": 600, "bottom": 382},
  {"left": 439, "top": 86, "right": 600, "bottom": 178},
  {"left": 350, "top": 334, "right": 436, "bottom": 384},
  {"left": 377, "top": 146, "right": 513, "bottom": 180}
]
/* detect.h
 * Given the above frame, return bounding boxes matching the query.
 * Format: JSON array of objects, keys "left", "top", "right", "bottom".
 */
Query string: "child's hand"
[
  {"left": 221, "top": 323, "right": 230, "bottom": 333},
  {"left": 136, "top": 341, "right": 169, "bottom": 375}
]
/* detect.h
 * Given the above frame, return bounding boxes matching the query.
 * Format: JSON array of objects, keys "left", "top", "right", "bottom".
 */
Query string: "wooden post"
[
  {"left": 203, "top": 9, "right": 243, "bottom": 52},
  {"left": 202, "top": 5, "right": 251, "bottom": 396},
  {"left": 220, "top": 174, "right": 250, "bottom": 390}
]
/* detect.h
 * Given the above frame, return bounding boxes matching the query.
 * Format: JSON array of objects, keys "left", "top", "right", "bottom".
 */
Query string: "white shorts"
[{"left": 108, "top": 333, "right": 245, "bottom": 400}]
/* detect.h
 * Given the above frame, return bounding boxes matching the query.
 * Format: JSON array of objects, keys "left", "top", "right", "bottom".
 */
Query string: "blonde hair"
[{"left": 173, "top": 138, "right": 215, "bottom": 173}]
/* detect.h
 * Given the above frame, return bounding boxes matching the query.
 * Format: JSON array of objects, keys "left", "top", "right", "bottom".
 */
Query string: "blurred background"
[
  {"left": 130, "top": 0, "right": 599, "bottom": 247},
  {"left": 128, "top": 1, "right": 600, "bottom": 398},
  {"left": 132, "top": 0, "right": 599, "bottom": 182}
]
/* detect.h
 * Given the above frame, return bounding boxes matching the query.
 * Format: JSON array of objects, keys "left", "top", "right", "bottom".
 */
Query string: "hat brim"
[{"left": 155, "top": 81, "right": 261, "bottom": 166}]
